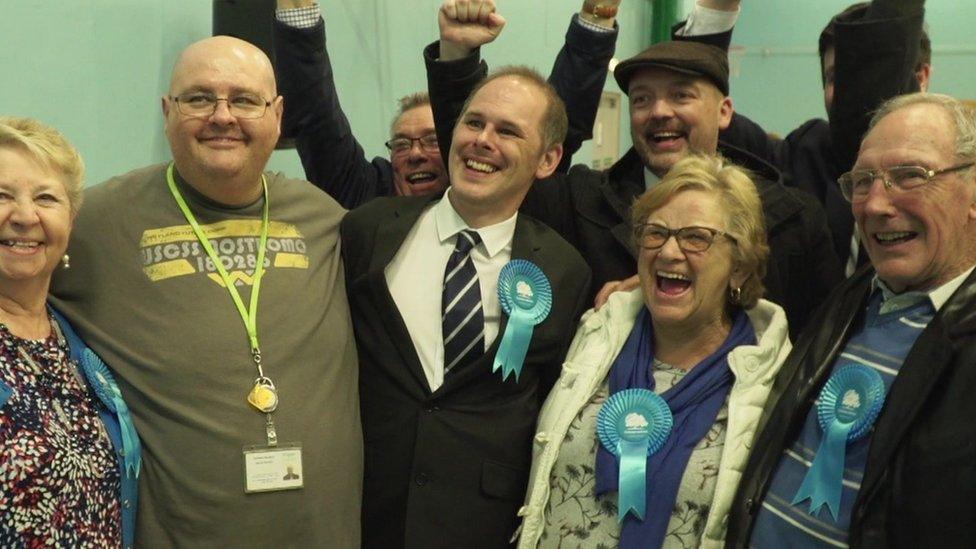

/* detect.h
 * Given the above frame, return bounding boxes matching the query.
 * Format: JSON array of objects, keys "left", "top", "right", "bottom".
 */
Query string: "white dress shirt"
[
  {"left": 385, "top": 189, "right": 517, "bottom": 391},
  {"left": 643, "top": 167, "right": 661, "bottom": 190},
  {"left": 676, "top": 2, "right": 739, "bottom": 36}
]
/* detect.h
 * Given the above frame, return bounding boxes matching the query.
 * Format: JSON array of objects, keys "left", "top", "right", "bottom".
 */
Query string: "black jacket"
[
  {"left": 425, "top": 44, "right": 842, "bottom": 337},
  {"left": 727, "top": 266, "right": 976, "bottom": 547}
]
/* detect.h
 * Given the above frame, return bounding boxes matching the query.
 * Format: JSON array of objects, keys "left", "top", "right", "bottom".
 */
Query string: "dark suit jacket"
[{"left": 341, "top": 195, "right": 592, "bottom": 549}]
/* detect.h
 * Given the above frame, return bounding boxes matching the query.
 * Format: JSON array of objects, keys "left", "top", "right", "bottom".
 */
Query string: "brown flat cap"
[{"left": 613, "top": 41, "right": 729, "bottom": 96}]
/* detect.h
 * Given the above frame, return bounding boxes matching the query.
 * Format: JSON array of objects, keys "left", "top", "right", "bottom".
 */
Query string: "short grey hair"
[
  {"left": 390, "top": 92, "right": 432, "bottom": 136},
  {"left": 870, "top": 92, "right": 976, "bottom": 162}
]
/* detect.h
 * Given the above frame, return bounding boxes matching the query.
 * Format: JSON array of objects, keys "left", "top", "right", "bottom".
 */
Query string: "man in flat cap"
[{"left": 427, "top": 10, "right": 841, "bottom": 336}]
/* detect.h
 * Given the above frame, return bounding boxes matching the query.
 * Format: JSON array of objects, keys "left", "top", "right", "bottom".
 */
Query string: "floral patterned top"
[
  {"left": 0, "top": 318, "right": 122, "bottom": 547},
  {"left": 540, "top": 359, "right": 728, "bottom": 549}
]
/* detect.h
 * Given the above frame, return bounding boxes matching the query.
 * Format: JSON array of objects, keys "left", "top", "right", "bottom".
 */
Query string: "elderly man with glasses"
[
  {"left": 726, "top": 92, "right": 976, "bottom": 548},
  {"left": 49, "top": 35, "right": 362, "bottom": 546}
]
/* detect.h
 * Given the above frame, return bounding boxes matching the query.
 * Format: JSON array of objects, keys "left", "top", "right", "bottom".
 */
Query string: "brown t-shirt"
[{"left": 50, "top": 163, "right": 362, "bottom": 547}]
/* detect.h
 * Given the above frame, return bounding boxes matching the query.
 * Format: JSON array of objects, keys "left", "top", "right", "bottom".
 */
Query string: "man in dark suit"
[{"left": 341, "top": 62, "right": 592, "bottom": 548}]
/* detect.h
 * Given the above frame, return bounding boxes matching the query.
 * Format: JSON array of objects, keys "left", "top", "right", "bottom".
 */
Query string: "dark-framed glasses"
[
  {"left": 634, "top": 223, "right": 735, "bottom": 253},
  {"left": 838, "top": 162, "right": 975, "bottom": 203},
  {"left": 170, "top": 92, "right": 273, "bottom": 119},
  {"left": 385, "top": 134, "right": 439, "bottom": 156}
]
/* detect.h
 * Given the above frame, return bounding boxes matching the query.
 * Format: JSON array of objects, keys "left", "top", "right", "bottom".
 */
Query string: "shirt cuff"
[
  {"left": 276, "top": 4, "right": 321, "bottom": 29},
  {"left": 575, "top": 13, "right": 616, "bottom": 34},
  {"left": 676, "top": 3, "right": 739, "bottom": 36}
]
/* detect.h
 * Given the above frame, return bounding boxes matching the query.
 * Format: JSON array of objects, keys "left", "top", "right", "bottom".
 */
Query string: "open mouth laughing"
[
  {"left": 406, "top": 171, "right": 439, "bottom": 185},
  {"left": 656, "top": 270, "right": 692, "bottom": 295},
  {"left": 644, "top": 128, "right": 688, "bottom": 150}
]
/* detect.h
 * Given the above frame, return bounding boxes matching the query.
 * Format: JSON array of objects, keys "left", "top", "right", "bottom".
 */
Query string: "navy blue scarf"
[{"left": 595, "top": 307, "right": 755, "bottom": 548}]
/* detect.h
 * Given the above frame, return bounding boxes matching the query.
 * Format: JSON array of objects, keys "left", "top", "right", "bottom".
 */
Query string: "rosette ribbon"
[
  {"left": 51, "top": 307, "right": 142, "bottom": 479},
  {"left": 597, "top": 388, "right": 673, "bottom": 521},
  {"left": 792, "top": 363, "right": 884, "bottom": 520},
  {"left": 493, "top": 260, "right": 552, "bottom": 382},
  {"left": 84, "top": 349, "right": 142, "bottom": 478}
]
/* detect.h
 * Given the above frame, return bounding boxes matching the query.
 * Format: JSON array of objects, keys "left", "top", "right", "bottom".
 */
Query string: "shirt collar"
[
  {"left": 434, "top": 188, "right": 518, "bottom": 258},
  {"left": 643, "top": 167, "right": 661, "bottom": 190},
  {"left": 872, "top": 265, "right": 975, "bottom": 313}
]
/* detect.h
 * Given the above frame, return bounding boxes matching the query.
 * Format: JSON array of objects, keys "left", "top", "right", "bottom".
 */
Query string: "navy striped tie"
[{"left": 442, "top": 230, "right": 485, "bottom": 374}]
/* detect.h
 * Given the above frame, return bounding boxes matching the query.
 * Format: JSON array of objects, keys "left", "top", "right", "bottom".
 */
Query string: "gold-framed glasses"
[
  {"left": 634, "top": 223, "right": 735, "bottom": 253},
  {"left": 170, "top": 92, "right": 272, "bottom": 119},
  {"left": 838, "top": 162, "right": 975, "bottom": 203}
]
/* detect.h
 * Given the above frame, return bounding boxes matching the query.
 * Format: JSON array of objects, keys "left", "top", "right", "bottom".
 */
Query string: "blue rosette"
[
  {"left": 792, "top": 363, "right": 885, "bottom": 520},
  {"left": 81, "top": 348, "right": 142, "bottom": 479},
  {"left": 597, "top": 388, "right": 673, "bottom": 521},
  {"left": 493, "top": 260, "right": 552, "bottom": 382}
]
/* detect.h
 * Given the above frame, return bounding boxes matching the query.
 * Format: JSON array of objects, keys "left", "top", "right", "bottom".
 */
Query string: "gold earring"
[
  {"left": 62, "top": 254, "right": 70, "bottom": 269},
  {"left": 729, "top": 286, "right": 741, "bottom": 304}
]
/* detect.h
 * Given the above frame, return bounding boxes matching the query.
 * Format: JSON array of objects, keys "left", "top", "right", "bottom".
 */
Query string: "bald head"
[
  {"left": 169, "top": 35, "right": 277, "bottom": 98},
  {"left": 162, "top": 35, "right": 284, "bottom": 206}
]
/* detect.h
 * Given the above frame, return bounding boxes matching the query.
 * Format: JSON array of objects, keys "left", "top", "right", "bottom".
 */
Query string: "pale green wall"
[
  {"left": 729, "top": 0, "right": 976, "bottom": 136},
  {"left": 1, "top": 0, "right": 651, "bottom": 186},
  {"left": 2, "top": 1, "right": 973, "bottom": 187}
]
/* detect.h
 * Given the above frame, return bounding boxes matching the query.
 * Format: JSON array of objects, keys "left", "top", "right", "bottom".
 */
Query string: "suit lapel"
[{"left": 363, "top": 196, "right": 439, "bottom": 394}]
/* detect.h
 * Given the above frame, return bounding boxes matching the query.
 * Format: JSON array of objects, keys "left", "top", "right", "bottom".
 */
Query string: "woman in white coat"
[{"left": 517, "top": 154, "right": 792, "bottom": 549}]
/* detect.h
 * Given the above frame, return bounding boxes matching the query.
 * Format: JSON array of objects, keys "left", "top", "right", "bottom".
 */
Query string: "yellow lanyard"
[{"left": 165, "top": 164, "right": 279, "bottom": 445}]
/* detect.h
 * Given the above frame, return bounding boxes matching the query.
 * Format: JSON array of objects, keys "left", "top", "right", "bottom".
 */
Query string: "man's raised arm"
[
  {"left": 426, "top": 0, "right": 505, "bottom": 173},
  {"left": 829, "top": 0, "right": 925, "bottom": 170},
  {"left": 550, "top": 1, "right": 620, "bottom": 171},
  {"left": 274, "top": 0, "right": 394, "bottom": 208},
  {"left": 427, "top": 0, "right": 620, "bottom": 173}
]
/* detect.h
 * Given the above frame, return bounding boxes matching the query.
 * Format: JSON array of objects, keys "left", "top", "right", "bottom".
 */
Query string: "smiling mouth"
[
  {"left": 406, "top": 171, "right": 438, "bottom": 184},
  {"left": 874, "top": 231, "right": 917, "bottom": 246},
  {"left": 0, "top": 240, "right": 42, "bottom": 252},
  {"left": 656, "top": 270, "right": 692, "bottom": 295},
  {"left": 647, "top": 130, "right": 687, "bottom": 146},
  {"left": 201, "top": 136, "right": 244, "bottom": 146},
  {"left": 465, "top": 159, "right": 499, "bottom": 174}
]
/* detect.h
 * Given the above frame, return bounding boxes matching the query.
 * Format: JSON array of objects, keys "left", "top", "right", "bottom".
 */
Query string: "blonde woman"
[
  {"left": 518, "top": 154, "right": 791, "bottom": 548},
  {"left": 0, "top": 117, "right": 140, "bottom": 547}
]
